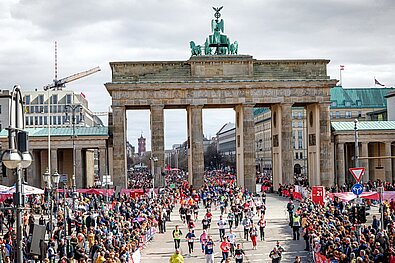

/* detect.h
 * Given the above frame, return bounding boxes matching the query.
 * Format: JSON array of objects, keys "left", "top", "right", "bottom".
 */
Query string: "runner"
[
  {"left": 234, "top": 243, "right": 245, "bottom": 263},
  {"left": 204, "top": 235, "right": 215, "bottom": 263},
  {"left": 172, "top": 225, "right": 182, "bottom": 249},
  {"left": 185, "top": 229, "right": 196, "bottom": 255},
  {"left": 219, "top": 237, "right": 231, "bottom": 263}
]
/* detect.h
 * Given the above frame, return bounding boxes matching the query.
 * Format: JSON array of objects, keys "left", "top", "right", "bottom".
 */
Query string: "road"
[{"left": 141, "top": 193, "right": 308, "bottom": 262}]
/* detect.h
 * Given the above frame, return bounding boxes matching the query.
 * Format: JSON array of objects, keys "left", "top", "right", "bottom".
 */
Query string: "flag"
[
  {"left": 340, "top": 65, "right": 345, "bottom": 70},
  {"left": 374, "top": 78, "right": 385, "bottom": 87},
  {"left": 80, "top": 92, "right": 86, "bottom": 98}
]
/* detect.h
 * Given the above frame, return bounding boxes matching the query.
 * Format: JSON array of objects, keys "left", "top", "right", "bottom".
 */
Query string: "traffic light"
[
  {"left": 349, "top": 206, "right": 358, "bottom": 224},
  {"left": 357, "top": 206, "right": 367, "bottom": 224}
]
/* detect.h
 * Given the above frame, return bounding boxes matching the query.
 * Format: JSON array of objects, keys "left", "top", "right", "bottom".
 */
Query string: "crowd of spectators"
[{"left": 298, "top": 194, "right": 394, "bottom": 262}]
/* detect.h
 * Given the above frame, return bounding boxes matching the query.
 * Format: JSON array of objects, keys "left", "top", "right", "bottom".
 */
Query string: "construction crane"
[
  {"left": 43, "top": 66, "right": 101, "bottom": 91},
  {"left": 43, "top": 41, "right": 101, "bottom": 91}
]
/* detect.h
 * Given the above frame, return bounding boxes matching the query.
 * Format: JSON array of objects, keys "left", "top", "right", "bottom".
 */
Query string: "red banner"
[
  {"left": 311, "top": 186, "right": 325, "bottom": 205},
  {"left": 314, "top": 252, "right": 330, "bottom": 263},
  {"left": 293, "top": 191, "right": 302, "bottom": 201}
]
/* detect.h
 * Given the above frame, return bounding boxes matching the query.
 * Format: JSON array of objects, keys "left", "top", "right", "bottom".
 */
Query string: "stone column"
[
  {"left": 271, "top": 103, "right": 293, "bottom": 190},
  {"left": 75, "top": 148, "right": 83, "bottom": 188},
  {"left": 361, "top": 142, "right": 369, "bottom": 182},
  {"left": 385, "top": 142, "right": 392, "bottom": 182},
  {"left": 306, "top": 103, "right": 321, "bottom": 186},
  {"left": 99, "top": 147, "right": 107, "bottom": 179},
  {"left": 50, "top": 149, "right": 58, "bottom": 173},
  {"left": 187, "top": 105, "right": 204, "bottom": 188},
  {"left": 336, "top": 143, "right": 345, "bottom": 187},
  {"left": 319, "top": 103, "right": 334, "bottom": 186},
  {"left": 150, "top": 104, "right": 165, "bottom": 187},
  {"left": 235, "top": 104, "right": 256, "bottom": 191},
  {"left": 112, "top": 106, "right": 127, "bottom": 189}
]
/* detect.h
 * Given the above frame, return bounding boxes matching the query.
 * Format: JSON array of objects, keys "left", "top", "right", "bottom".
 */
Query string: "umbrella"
[{"left": 132, "top": 217, "right": 145, "bottom": 223}]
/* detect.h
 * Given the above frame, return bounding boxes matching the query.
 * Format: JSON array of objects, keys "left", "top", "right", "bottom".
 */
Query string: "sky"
[{"left": 1, "top": 0, "right": 394, "bottom": 150}]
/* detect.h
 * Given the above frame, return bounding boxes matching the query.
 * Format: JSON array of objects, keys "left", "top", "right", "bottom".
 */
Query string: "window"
[
  {"left": 0, "top": 105, "right": 1, "bottom": 114},
  {"left": 30, "top": 106, "right": 34, "bottom": 113},
  {"left": 358, "top": 111, "right": 362, "bottom": 118},
  {"left": 30, "top": 117, "right": 33, "bottom": 125},
  {"left": 300, "top": 152, "right": 303, "bottom": 159},
  {"left": 345, "top": 111, "right": 352, "bottom": 118},
  {"left": 53, "top": 116, "right": 56, "bottom": 125},
  {"left": 39, "top": 106, "right": 43, "bottom": 113},
  {"left": 292, "top": 121, "right": 295, "bottom": 128},
  {"left": 298, "top": 121, "right": 303, "bottom": 128},
  {"left": 295, "top": 152, "right": 299, "bottom": 160},
  {"left": 25, "top": 95, "right": 30, "bottom": 105},
  {"left": 25, "top": 117, "right": 29, "bottom": 125},
  {"left": 44, "top": 116, "right": 47, "bottom": 125},
  {"left": 299, "top": 140, "right": 303, "bottom": 149},
  {"left": 52, "top": 94, "right": 58, "bottom": 104},
  {"left": 34, "top": 116, "right": 38, "bottom": 125},
  {"left": 297, "top": 112, "right": 302, "bottom": 119},
  {"left": 298, "top": 131, "right": 303, "bottom": 139},
  {"left": 44, "top": 106, "right": 48, "bottom": 113},
  {"left": 66, "top": 94, "right": 72, "bottom": 104},
  {"left": 39, "top": 95, "right": 44, "bottom": 104},
  {"left": 292, "top": 112, "right": 295, "bottom": 119},
  {"left": 52, "top": 106, "right": 57, "bottom": 113},
  {"left": 35, "top": 106, "right": 39, "bottom": 113},
  {"left": 58, "top": 116, "right": 61, "bottom": 124},
  {"left": 356, "top": 100, "right": 361, "bottom": 106},
  {"left": 336, "top": 111, "right": 340, "bottom": 118},
  {"left": 345, "top": 101, "right": 351, "bottom": 107},
  {"left": 39, "top": 116, "right": 43, "bottom": 125},
  {"left": 330, "top": 112, "right": 333, "bottom": 119},
  {"left": 58, "top": 105, "right": 63, "bottom": 113},
  {"left": 331, "top": 101, "right": 337, "bottom": 107}
]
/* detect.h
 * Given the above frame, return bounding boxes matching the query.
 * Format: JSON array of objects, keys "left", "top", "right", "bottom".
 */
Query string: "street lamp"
[
  {"left": 44, "top": 168, "right": 60, "bottom": 239},
  {"left": 1, "top": 85, "right": 33, "bottom": 263},
  {"left": 65, "top": 104, "right": 83, "bottom": 212}
]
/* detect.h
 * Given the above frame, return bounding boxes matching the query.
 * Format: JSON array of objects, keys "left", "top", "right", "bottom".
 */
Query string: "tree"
[{"left": 204, "top": 142, "right": 222, "bottom": 170}]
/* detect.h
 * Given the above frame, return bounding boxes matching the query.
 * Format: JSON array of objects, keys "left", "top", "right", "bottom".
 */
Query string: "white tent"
[{"left": 0, "top": 184, "right": 44, "bottom": 195}]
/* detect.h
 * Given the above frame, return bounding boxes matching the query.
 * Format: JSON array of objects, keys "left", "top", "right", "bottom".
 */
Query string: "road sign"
[
  {"left": 351, "top": 183, "right": 364, "bottom": 196},
  {"left": 349, "top": 167, "right": 365, "bottom": 182},
  {"left": 59, "top": 174, "right": 68, "bottom": 183}
]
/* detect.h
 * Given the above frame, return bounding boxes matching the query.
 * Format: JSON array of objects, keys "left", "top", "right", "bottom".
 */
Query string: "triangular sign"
[{"left": 349, "top": 167, "right": 365, "bottom": 182}]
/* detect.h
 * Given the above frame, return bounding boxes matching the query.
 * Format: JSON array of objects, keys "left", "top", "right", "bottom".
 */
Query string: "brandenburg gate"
[{"left": 105, "top": 8, "right": 337, "bottom": 191}]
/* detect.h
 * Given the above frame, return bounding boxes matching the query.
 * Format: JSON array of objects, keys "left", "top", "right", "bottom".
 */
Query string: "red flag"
[
  {"left": 80, "top": 92, "right": 86, "bottom": 98},
  {"left": 340, "top": 65, "right": 345, "bottom": 70},
  {"left": 374, "top": 78, "right": 385, "bottom": 86}
]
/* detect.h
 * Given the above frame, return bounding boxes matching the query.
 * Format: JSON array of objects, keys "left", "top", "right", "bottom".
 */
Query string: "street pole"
[
  {"left": 377, "top": 186, "right": 384, "bottom": 231},
  {"left": 1, "top": 85, "right": 33, "bottom": 263},
  {"left": 353, "top": 119, "right": 361, "bottom": 242},
  {"left": 354, "top": 119, "right": 360, "bottom": 169},
  {"left": 65, "top": 104, "right": 82, "bottom": 213}
]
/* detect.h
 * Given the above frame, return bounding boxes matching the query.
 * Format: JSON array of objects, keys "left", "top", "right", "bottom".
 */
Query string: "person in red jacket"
[{"left": 220, "top": 237, "right": 231, "bottom": 263}]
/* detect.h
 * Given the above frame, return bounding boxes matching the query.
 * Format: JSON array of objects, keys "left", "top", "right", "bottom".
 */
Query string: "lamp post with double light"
[
  {"left": 65, "top": 104, "right": 83, "bottom": 212},
  {"left": 1, "top": 85, "right": 33, "bottom": 263}
]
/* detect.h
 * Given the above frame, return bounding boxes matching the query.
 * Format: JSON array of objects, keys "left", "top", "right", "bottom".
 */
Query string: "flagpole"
[{"left": 339, "top": 67, "right": 342, "bottom": 86}]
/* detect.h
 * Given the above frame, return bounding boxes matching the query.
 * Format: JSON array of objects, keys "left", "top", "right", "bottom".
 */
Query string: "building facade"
[
  {"left": 138, "top": 134, "right": 146, "bottom": 156},
  {"left": 253, "top": 86, "right": 395, "bottom": 185},
  {"left": 23, "top": 90, "right": 103, "bottom": 128}
]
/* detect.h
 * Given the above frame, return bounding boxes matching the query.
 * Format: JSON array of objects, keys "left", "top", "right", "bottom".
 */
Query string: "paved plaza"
[{"left": 141, "top": 194, "right": 308, "bottom": 262}]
